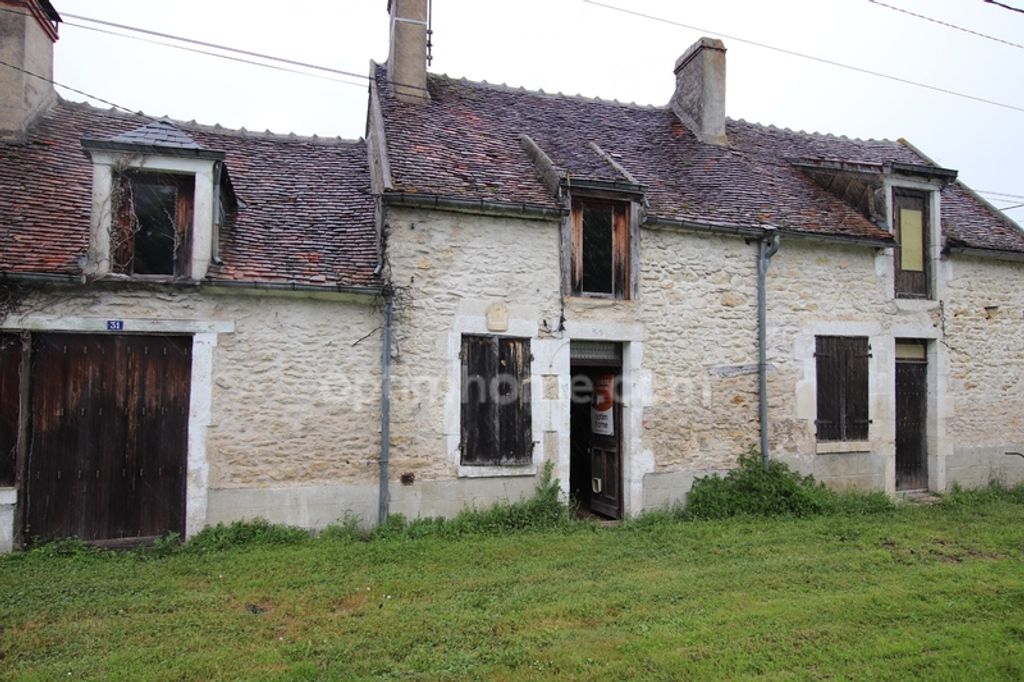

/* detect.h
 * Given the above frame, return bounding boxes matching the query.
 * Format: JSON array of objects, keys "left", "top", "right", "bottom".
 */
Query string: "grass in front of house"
[{"left": 2, "top": 497, "right": 1024, "bottom": 680}]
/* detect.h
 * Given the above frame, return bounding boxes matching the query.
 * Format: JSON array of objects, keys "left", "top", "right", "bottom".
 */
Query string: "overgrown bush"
[
  {"left": 683, "top": 446, "right": 893, "bottom": 520},
  {"left": 185, "top": 518, "right": 311, "bottom": 552}
]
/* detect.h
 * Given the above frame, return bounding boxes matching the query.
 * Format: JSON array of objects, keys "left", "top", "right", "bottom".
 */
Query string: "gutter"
[
  {"left": 947, "top": 246, "right": 1024, "bottom": 263},
  {"left": 378, "top": 293, "right": 393, "bottom": 525},
  {"left": 200, "top": 280, "right": 381, "bottom": 296},
  {"left": 758, "top": 228, "right": 781, "bottom": 470},
  {"left": 645, "top": 217, "right": 893, "bottom": 248},
  {"left": 381, "top": 192, "right": 566, "bottom": 221}
]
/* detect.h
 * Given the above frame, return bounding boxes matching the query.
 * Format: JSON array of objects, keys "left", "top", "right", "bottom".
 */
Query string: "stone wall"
[
  {"left": 2, "top": 285, "right": 383, "bottom": 533},
  {"left": 386, "top": 204, "right": 1024, "bottom": 516},
  {"left": 943, "top": 255, "right": 1024, "bottom": 488}
]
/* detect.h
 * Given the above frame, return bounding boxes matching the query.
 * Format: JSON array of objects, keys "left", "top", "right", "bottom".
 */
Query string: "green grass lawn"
[{"left": 2, "top": 499, "right": 1024, "bottom": 680}]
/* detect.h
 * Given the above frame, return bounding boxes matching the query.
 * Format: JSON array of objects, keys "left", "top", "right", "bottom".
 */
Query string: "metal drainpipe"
[
  {"left": 758, "top": 229, "right": 781, "bottom": 470},
  {"left": 378, "top": 293, "right": 393, "bottom": 525}
]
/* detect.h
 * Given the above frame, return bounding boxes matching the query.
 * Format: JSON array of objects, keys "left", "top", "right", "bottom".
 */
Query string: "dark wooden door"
[
  {"left": 587, "top": 371, "right": 621, "bottom": 519},
  {"left": 895, "top": 361, "right": 928, "bottom": 490},
  {"left": 1, "top": 333, "right": 22, "bottom": 487},
  {"left": 24, "top": 334, "right": 192, "bottom": 543}
]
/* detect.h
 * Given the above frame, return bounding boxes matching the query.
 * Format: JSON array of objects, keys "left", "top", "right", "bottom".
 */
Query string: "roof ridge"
[
  {"left": 427, "top": 72, "right": 663, "bottom": 111},
  {"left": 54, "top": 96, "right": 364, "bottom": 147},
  {"left": 727, "top": 116, "right": 900, "bottom": 145}
]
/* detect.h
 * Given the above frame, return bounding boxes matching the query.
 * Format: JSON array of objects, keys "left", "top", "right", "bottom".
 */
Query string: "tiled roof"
[
  {"left": 375, "top": 66, "right": 1024, "bottom": 253},
  {"left": 0, "top": 99, "right": 380, "bottom": 288}
]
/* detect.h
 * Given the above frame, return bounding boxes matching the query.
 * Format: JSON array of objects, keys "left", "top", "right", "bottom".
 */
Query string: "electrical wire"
[
  {"left": 984, "top": 0, "right": 1024, "bottom": 16},
  {"left": 978, "top": 190, "right": 1024, "bottom": 200},
  {"left": 867, "top": 0, "right": 1024, "bottom": 50},
  {"left": 583, "top": 0, "right": 1024, "bottom": 114},
  {"left": 0, "top": 4, "right": 429, "bottom": 94},
  {"left": 62, "top": 20, "right": 367, "bottom": 88},
  {"left": 0, "top": 57, "right": 158, "bottom": 120}
]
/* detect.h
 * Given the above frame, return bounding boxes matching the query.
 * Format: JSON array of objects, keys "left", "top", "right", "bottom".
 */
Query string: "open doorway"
[{"left": 569, "top": 341, "right": 623, "bottom": 519}]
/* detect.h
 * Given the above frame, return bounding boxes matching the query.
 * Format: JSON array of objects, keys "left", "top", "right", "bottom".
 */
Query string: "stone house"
[{"left": 1, "top": 0, "right": 1023, "bottom": 549}]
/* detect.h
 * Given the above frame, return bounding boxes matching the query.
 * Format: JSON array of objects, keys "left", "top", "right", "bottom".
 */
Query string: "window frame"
[
  {"left": 111, "top": 170, "right": 196, "bottom": 279},
  {"left": 892, "top": 189, "right": 931, "bottom": 300},
  {"left": 569, "top": 198, "right": 633, "bottom": 300},
  {"left": 459, "top": 334, "right": 533, "bottom": 467},
  {"left": 815, "top": 335, "right": 871, "bottom": 442}
]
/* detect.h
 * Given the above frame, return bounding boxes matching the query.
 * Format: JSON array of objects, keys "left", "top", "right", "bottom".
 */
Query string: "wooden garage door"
[{"left": 24, "top": 334, "right": 192, "bottom": 543}]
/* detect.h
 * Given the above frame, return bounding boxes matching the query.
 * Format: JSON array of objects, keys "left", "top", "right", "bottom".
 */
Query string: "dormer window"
[
  {"left": 570, "top": 198, "right": 631, "bottom": 299},
  {"left": 112, "top": 171, "right": 194, "bottom": 277},
  {"left": 893, "top": 189, "right": 930, "bottom": 299},
  {"left": 81, "top": 120, "right": 232, "bottom": 282}
]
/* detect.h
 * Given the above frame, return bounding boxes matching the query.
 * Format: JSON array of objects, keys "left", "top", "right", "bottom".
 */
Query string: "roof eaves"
[{"left": 81, "top": 139, "right": 226, "bottom": 161}]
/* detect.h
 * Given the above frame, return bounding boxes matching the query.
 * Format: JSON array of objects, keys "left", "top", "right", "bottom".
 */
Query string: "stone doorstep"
[{"left": 896, "top": 488, "right": 941, "bottom": 505}]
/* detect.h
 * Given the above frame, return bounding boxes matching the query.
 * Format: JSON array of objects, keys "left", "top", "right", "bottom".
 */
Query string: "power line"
[
  {"left": 583, "top": 0, "right": 1024, "bottom": 115},
  {"left": 984, "top": 0, "right": 1024, "bottom": 16},
  {"left": 978, "top": 190, "right": 1024, "bottom": 200},
  {"left": 999, "top": 202, "right": 1024, "bottom": 211},
  {"left": 62, "top": 20, "right": 367, "bottom": 88},
  {"left": 0, "top": 57, "right": 157, "bottom": 120},
  {"left": 60, "top": 11, "right": 370, "bottom": 82},
  {"left": 868, "top": 0, "right": 1024, "bottom": 50},
  {"left": 0, "top": 5, "right": 428, "bottom": 94}
]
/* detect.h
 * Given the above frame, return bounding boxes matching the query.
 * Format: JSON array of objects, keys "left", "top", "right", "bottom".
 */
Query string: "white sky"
[{"left": 50, "top": 0, "right": 1024, "bottom": 213}]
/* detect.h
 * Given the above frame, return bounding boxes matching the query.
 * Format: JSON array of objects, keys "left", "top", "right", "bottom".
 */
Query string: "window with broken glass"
[
  {"left": 570, "top": 199, "right": 631, "bottom": 299},
  {"left": 111, "top": 171, "right": 194, "bottom": 277}
]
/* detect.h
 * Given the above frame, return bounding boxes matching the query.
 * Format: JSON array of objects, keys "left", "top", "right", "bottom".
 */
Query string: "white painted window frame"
[
  {"left": 880, "top": 178, "right": 945, "bottom": 308},
  {"left": 86, "top": 152, "right": 217, "bottom": 281}
]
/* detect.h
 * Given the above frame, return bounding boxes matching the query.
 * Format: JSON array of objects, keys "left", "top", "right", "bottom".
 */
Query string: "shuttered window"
[
  {"left": 815, "top": 336, "right": 870, "bottom": 441},
  {"left": 460, "top": 335, "right": 533, "bottom": 466}
]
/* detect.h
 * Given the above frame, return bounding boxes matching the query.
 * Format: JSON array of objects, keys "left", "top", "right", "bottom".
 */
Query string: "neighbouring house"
[
  {"left": 0, "top": 0, "right": 384, "bottom": 550},
  {"left": 1, "top": 0, "right": 1023, "bottom": 550}
]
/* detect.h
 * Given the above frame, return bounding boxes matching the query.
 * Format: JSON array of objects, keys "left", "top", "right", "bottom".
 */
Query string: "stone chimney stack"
[
  {"left": 670, "top": 37, "right": 727, "bottom": 146},
  {"left": 387, "top": 0, "right": 430, "bottom": 103},
  {"left": 0, "top": 0, "right": 60, "bottom": 140}
]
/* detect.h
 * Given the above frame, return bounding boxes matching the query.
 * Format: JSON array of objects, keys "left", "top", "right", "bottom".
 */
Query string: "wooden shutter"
[
  {"left": 894, "top": 191, "right": 930, "bottom": 298},
  {"left": 460, "top": 335, "right": 532, "bottom": 466},
  {"left": 816, "top": 336, "right": 870, "bottom": 441}
]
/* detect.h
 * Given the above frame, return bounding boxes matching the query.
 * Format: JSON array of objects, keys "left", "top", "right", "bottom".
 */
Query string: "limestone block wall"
[
  {"left": 386, "top": 205, "right": 1024, "bottom": 515},
  {"left": 3, "top": 286, "right": 383, "bottom": 531},
  {"left": 942, "top": 255, "right": 1024, "bottom": 487}
]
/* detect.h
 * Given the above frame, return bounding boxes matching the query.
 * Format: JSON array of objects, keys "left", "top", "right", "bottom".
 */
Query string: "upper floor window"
[
  {"left": 112, "top": 171, "right": 194, "bottom": 277},
  {"left": 893, "top": 190, "right": 930, "bottom": 299},
  {"left": 570, "top": 199, "right": 631, "bottom": 299}
]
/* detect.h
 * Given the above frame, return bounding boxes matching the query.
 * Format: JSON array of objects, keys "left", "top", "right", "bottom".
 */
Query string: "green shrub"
[
  {"left": 185, "top": 519, "right": 310, "bottom": 552},
  {"left": 942, "top": 481, "right": 1024, "bottom": 508},
  {"left": 684, "top": 446, "right": 894, "bottom": 519}
]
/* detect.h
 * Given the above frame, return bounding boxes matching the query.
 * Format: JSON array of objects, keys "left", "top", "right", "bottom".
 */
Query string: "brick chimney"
[
  {"left": 670, "top": 37, "right": 726, "bottom": 146},
  {"left": 0, "top": 0, "right": 60, "bottom": 140},
  {"left": 387, "top": 0, "right": 429, "bottom": 102}
]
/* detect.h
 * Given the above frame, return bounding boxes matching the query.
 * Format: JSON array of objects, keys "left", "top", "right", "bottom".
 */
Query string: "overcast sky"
[{"left": 51, "top": 0, "right": 1023, "bottom": 214}]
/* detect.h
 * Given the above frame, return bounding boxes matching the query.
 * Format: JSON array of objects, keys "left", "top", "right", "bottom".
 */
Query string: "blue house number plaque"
[{"left": 106, "top": 320, "right": 124, "bottom": 331}]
